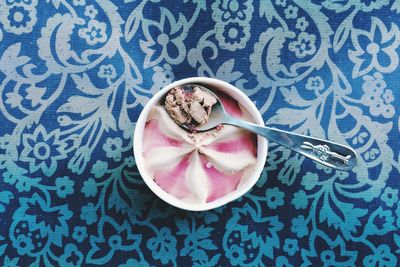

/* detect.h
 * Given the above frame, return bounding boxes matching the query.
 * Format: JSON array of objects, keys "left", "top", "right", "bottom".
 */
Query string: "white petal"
[
  {"left": 145, "top": 146, "right": 193, "bottom": 174},
  {"left": 185, "top": 152, "right": 209, "bottom": 202}
]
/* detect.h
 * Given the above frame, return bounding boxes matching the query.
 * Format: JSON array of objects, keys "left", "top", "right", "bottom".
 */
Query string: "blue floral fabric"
[{"left": 0, "top": 0, "right": 399, "bottom": 266}]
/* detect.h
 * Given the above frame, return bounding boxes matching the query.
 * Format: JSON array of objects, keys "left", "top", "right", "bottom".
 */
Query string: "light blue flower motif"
[
  {"left": 2, "top": 256, "right": 19, "bottom": 267},
  {"left": 82, "top": 178, "right": 97, "bottom": 197},
  {"left": 5, "top": 92, "right": 22, "bottom": 108},
  {"left": 84, "top": 5, "right": 98, "bottom": 20},
  {"left": 124, "top": 156, "right": 135, "bottom": 168},
  {"left": 59, "top": 244, "right": 83, "bottom": 267},
  {"left": 12, "top": 234, "right": 34, "bottom": 256},
  {"left": 73, "top": 0, "right": 85, "bottom": 6},
  {"left": 360, "top": 72, "right": 395, "bottom": 118},
  {"left": 364, "top": 207, "right": 395, "bottom": 236},
  {"left": 296, "top": 17, "right": 309, "bottom": 32},
  {"left": 55, "top": 176, "right": 74, "bottom": 198},
  {"left": 8, "top": 7, "right": 30, "bottom": 27},
  {"left": 147, "top": 227, "right": 177, "bottom": 265},
  {"left": 275, "top": 0, "right": 286, "bottom": 7},
  {"left": 225, "top": 244, "right": 245, "bottom": 266},
  {"left": 284, "top": 5, "right": 298, "bottom": 19},
  {"left": 20, "top": 125, "right": 67, "bottom": 177},
  {"left": 301, "top": 231, "right": 357, "bottom": 267},
  {"left": 11, "top": 194, "right": 72, "bottom": 255},
  {"left": 291, "top": 215, "right": 308, "bottom": 238},
  {"left": 266, "top": 187, "right": 284, "bottom": 209},
  {"left": 305, "top": 76, "right": 324, "bottom": 92},
  {"left": 380, "top": 186, "right": 398, "bottom": 207},
  {"left": 396, "top": 205, "right": 400, "bottom": 228},
  {"left": 91, "top": 160, "right": 108, "bottom": 178},
  {"left": 301, "top": 172, "right": 318, "bottom": 190},
  {"left": 98, "top": 64, "right": 116, "bottom": 80},
  {"left": 2, "top": 5, "right": 37, "bottom": 35},
  {"left": 141, "top": 8, "right": 187, "bottom": 67},
  {"left": 72, "top": 226, "right": 87, "bottom": 243},
  {"left": 276, "top": 256, "right": 293, "bottom": 267},
  {"left": 289, "top": 32, "right": 316, "bottom": 58},
  {"left": 224, "top": 204, "right": 283, "bottom": 264},
  {"left": 119, "top": 258, "right": 149, "bottom": 267},
  {"left": 150, "top": 64, "right": 175, "bottom": 94},
  {"left": 217, "top": 22, "right": 250, "bottom": 51},
  {"left": 80, "top": 203, "right": 97, "bottom": 225},
  {"left": 292, "top": 190, "right": 308, "bottom": 210},
  {"left": 25, "top": 85, "right": 46, "bottom": 107},
  {"left": 78, "top": 20, "right": 108, "bottom": 46},
  {"left": 363, "top": 245, "right": 397, "bottom": 267},
  {"left": 87, "top": 217, "right": 141, "bottom": 264},
  {"left": 212, "top": 0, "right": 253, "bottom": 22},
  {"left": 283, "top": 239, "right": 298, "bottom": 256},
  {"left": 103, "top": 137, "right": 123, "bottom": 162},
  {"left": 382, "top": 89, "right": 395, "bottom": 104},
  {"left": 349, "top": 17, "right": 400, "bottom": 78}
]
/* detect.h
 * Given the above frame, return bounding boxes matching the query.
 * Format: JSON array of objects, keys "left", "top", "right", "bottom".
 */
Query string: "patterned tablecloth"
[{"left": 1, "top": 0, "right": 400, "bottom": 266}]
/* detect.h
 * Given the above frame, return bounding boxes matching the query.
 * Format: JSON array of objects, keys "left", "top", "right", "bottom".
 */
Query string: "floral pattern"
[
  {"left": 212, "top": 0, "right": 253, "bottom": 51},
  {"left": 289, "top": 32, "right": 317, "bottom": 58},
  {"left": 20, "top": 125, "right": 67, "bottom": 176},
  {"left": 78, "top": 20, "right": 108, "bottom": 46},
  {"left": 360, "top": 72, "right": 395, "bottom": 118},
  {"left": 141, "top": 8, "right": 188, "bottom": 67},
  {"left": 349, "top": 17, "right": 400, "bottom": 77},
  {"left": 1, "top": 2, "right": 37, "bottom": 35},
  {"left": 0, "top": 0, "right": 399, "bottom": 266}
]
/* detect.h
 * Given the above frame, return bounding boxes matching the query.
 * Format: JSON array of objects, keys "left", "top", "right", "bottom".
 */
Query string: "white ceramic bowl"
[{"left": 133, "top": 77, "right": 268, "bottom": 211}]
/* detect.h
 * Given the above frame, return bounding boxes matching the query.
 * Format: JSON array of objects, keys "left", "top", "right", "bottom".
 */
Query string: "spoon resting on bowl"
[{"left": 164, "top": 84, "right": 357, "bottom": 171}]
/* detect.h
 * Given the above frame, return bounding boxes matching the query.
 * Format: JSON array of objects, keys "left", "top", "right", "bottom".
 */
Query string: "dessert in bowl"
[{"left": 133, "top": 77, "right": 268, "bottom": 211}]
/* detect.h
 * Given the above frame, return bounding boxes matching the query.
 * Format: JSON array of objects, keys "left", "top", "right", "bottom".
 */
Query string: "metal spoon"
[{"left": 176, "top": 84, "right": 357, "bottom": 170}]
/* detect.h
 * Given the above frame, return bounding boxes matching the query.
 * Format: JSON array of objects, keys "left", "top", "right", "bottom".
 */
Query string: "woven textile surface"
[{"left": 0, "top": 0, "right": 399, "bottom": 266}]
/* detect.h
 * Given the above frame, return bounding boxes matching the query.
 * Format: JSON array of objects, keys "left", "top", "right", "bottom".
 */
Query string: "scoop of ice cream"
[
  {"left": 165, "top": 86, "right": 217, "bottom": 126},
  {"left": 143, "top": 90, "right": 258, "bottom": 204}
]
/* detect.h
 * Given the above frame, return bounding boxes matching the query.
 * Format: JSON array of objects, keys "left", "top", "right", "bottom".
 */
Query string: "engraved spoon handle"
[{"left": 224, "top": 116, "right": 357, "bottom": 170}]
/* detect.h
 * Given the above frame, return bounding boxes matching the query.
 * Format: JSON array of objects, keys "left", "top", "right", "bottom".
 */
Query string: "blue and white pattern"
[{"left": 0, "top": 0, "right": 399, "bottom": 266}]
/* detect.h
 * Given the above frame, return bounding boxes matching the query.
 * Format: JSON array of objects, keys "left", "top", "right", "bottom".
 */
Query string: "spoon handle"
[{"left": 225, "top": 117, "right": 357, "bottom": 170}]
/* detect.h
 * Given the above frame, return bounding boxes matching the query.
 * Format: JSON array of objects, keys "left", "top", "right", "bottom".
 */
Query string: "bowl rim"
[{"left": 133, "top": 77, "right": 268, "bottom": 211}]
